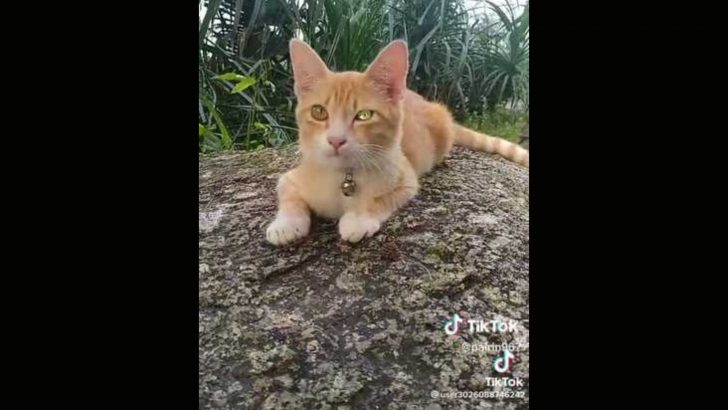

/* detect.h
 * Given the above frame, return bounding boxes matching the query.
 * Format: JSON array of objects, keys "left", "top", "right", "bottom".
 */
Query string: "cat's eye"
[
  {"left": 354, "top": 110, "right": 373, "bottom": 121},
  {"left": 311, "top": 105, "right": 328, "bottom": 121}
]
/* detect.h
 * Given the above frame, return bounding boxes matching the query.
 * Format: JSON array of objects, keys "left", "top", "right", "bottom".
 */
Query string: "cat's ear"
[
  {"left": 365, "top": 40, "right": 409, "bottom": 102},
  {"left": 289, "top": 39, "right": 329, "bottom": 97}
]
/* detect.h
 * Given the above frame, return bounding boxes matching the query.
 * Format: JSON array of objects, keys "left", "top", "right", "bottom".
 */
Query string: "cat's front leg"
[
  {"left": 338, "top": 173, "right": 419, "bottom": 243},
  {"left": 266, "top": 171, "right": 311, "bottom": 246},
  {"left": 338, "top": 211, "right": 381, "bottom": 243}
]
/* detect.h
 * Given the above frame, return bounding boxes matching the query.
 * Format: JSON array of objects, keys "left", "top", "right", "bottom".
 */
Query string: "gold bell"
[{"left": 341, "top": 171, "right": 356, "bottom": 196}]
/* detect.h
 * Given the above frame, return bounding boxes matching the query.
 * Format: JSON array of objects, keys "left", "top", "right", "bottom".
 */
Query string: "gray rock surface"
[{"left": 199, "top": 146, "right": 529, "bottom": 409}]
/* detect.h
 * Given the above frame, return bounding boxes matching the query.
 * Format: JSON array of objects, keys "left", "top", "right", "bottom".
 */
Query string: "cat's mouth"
[
  {"left": 323, "top": 148, "right": 359, "bottom": 169},
  {"left": 328, "top": 145, "right": 352, "bottom": 158}
]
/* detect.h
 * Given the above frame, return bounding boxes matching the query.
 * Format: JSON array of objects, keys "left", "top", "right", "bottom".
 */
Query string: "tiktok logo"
[
  {"left": 443, "top": 313, "right": 519, "bottom": 337},
  {"left": 444, "top": 313, "right": 466, "bottom": 335},
  {"left": 493, "top": 349, "right": 516, "bottom": 373}
]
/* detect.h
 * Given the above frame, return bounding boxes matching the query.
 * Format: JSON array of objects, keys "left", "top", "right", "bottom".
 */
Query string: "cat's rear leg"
[{"left": 433, "top": 120, "right": 456, "bottom": 167}]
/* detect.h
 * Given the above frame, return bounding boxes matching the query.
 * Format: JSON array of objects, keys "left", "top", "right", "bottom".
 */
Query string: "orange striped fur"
[{"left": 266, "top": 39, "right": 528, "bottom": 245}]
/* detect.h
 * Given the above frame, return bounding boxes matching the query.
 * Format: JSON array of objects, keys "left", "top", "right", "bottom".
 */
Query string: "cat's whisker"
[
  {"left": 363, "top": 148, "right": 398, "bottom": 174},
  {"left": 364, "top": 151, "right": 382, "bottom": 172},
  {"left": 360, "top": 144, "right": 391, "bottom": 155},
  {"left": 363, "top": 147, "right": 396, "bottom": 163},
  {"left": 352, "top": 151, "right": 367, "bottom": 172},
  {"left": 351, "top": 148, "right": 372, "bottom": 171},
  {"left": 360, "top": 149, "right": 386, "bottom": 176},
  {"left": 355, "top": 150, "right": 379, "bottom": 176},
  {"left": 358, "top": 152, "right": 375, "bottom": 173}
]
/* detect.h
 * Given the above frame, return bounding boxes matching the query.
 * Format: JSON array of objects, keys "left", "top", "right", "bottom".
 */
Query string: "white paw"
[
  {"left": 338, "top": 213, "right": 381, "bottom": 243},
  {"left": 266, "top": 213, "right": 310, "bottom": 246}
]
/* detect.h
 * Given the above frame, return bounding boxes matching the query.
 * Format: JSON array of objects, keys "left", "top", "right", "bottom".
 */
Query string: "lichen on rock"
[{"left": 199, "top": 146, "right": 529, "bottom": 409}]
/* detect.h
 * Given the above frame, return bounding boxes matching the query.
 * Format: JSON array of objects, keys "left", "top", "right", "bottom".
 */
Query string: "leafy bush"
[
  {"left": 463, "top": 106, "right": 528, "bottom": 144},
  {"left": 198, "top": 0, "right": 528, "bottom": 152}
]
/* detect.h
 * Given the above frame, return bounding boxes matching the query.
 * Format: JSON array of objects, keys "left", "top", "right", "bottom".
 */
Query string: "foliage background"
[{"left": 199, "top": 0, "right": 529, "bottom": 153}]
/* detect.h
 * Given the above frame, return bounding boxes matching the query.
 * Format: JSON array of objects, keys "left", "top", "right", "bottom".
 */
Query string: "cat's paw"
[
  {"left": 266, "top": 213, "right": 310, "bottom": 246},
  {"left": 338, "top": 212, "right": 381, "bottom": 243}
]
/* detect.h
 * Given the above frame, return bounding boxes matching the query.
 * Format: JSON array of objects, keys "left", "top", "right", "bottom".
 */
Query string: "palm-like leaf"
[{"left": 199, "top": 0, "right": 529, "bottom": 152}]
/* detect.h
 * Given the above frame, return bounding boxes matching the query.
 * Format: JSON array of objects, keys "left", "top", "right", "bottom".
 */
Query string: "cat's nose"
[{"left": 327, "top": 135, "right": 347, "bottom": 150}]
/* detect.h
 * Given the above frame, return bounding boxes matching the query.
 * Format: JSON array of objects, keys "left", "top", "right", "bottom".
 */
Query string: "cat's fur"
[{"left": 266, "top": 39, "right": 528, "bottom": 245}]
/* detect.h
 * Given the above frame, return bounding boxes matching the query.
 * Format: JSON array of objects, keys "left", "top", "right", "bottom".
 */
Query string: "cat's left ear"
[{"left": 365, "top": 40, "right": 409, "bottom": 102}]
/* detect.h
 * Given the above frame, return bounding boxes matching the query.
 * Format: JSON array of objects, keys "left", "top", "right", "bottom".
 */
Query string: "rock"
[{"left": 199, "top": 145, "right": 529, "bottom": 409}]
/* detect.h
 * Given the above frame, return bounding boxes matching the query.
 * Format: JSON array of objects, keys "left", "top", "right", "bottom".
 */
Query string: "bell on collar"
[{"left": 341, "top": 170, "right": 356, "bottom": 196}]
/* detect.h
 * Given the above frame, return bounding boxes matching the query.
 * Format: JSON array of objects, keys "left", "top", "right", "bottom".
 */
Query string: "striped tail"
[{"left": 453, "top": 124, "right": 529, "bottom": 167}]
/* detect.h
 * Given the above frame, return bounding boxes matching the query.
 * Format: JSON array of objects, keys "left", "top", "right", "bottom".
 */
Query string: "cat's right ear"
[{"left": 289, "top": 39, "right": 329, "bottom": 97}]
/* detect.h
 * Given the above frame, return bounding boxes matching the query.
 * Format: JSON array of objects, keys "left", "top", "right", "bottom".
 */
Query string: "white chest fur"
[{"left": 290, "top": 165, "right": 399, "bottom": 220}]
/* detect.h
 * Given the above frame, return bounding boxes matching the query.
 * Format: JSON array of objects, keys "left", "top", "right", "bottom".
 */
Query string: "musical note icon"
[
  {"left": 444, "top": 313, "right": 464, "bottom": 335},
  {"left": 493, "top": 349, "right": 515, "bottom": 373}
]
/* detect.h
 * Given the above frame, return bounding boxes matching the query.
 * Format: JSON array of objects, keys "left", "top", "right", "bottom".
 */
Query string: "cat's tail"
[{"left": 453, "top": 124, "right": 529, "bottom": 167}]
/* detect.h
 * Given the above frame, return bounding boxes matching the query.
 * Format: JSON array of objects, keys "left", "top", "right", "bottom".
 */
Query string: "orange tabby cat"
[{"left": 266, "top": 39, "right": 528, "bottom": 245}]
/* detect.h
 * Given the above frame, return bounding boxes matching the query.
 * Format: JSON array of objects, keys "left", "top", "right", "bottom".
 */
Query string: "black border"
[{"left": 21, "top": 1, "right": 720, "bottom": 407}]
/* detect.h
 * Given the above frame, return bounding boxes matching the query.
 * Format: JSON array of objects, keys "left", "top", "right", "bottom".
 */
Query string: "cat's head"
[{"left": 289, "top": 39, "right": 409, "bottom": 169}]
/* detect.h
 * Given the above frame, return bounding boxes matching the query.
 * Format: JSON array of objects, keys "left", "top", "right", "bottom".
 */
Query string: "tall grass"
[
  {"left": 199, "top": 0, "right": 528, "bottom": 152},
  {"left": 463, "top": 106, "right": 528, "bottom": 143}
]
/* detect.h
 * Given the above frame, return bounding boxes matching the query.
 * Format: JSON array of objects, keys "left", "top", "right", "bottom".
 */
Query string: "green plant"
[
  {"left": 199, "top": 0, "right": 297, "bottom": 152},
  {"left": 198, "top": 0, "right": 529, "bottom": 153},
  {"left": 480, "top": 1, "right": 529, "bottom": 112},
  {"left": 287, "top": 0, "right": 389, "bottom": 71},
  {"left": 463, "top": 105, "right": 528, "bottom": 143}
]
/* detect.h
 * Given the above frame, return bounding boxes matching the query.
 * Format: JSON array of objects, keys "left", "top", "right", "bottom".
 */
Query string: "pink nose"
[{"left": 327, "top": 136, "right": 347, "bottom": 150}]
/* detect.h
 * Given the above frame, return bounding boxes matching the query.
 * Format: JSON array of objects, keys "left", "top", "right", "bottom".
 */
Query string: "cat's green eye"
[
  {"left": 354, "top": 110, "right": 373, "bottom": 121},
  {"left": 311, "top": 105, "right": 328, "bottom": 121}
]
